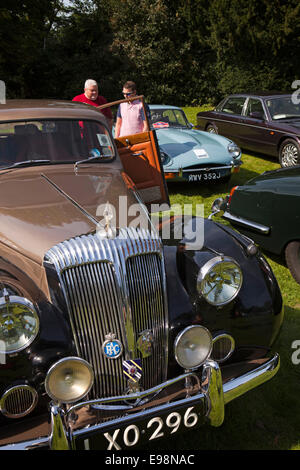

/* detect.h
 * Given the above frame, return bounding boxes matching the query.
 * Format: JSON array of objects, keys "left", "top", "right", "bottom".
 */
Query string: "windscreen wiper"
[
  {"left": 0, "top": 160, "right": 52, "bottom": 170},
  {"left": 74, "top": 154, "right": 107, "bottom": 170}
]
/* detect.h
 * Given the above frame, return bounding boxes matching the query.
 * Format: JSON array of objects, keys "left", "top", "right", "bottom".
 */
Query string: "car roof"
[
  {"left": 0, "top": 99, "right": 107, "bottom": 122},
  {"left": 226, "top": 92, "right": 291, "bottom": 99}
]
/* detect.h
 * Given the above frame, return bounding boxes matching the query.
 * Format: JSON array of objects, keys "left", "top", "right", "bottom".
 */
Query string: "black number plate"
[
  {"left": 77, "top": 403, "right": 203, "bottom": 450},
  {"left": 187, "top": 171, "right": 222, "bottom": 182}
]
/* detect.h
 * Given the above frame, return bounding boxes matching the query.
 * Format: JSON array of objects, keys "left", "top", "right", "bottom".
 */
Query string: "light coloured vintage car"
[
  {"left": 0, "top": 98, "right": 282, "bottom": 450},
  {"left": 149, "top": 104, "right": 242, "bottom": 183}
]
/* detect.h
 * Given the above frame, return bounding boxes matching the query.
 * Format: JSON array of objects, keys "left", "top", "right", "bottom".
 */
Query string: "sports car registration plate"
[
  {"left": 78, "top": 403, "right": 203, "bottom": 450},
  {"left": 187, "top": 171, "right": 221, "bottom": 182}
]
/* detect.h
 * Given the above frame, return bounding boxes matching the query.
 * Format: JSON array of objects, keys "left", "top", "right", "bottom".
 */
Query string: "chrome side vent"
[{"left": 45, "top": 228, "right": 168, "bottom": 399}]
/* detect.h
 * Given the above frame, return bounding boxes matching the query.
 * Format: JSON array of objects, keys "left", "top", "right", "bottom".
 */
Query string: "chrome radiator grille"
[{"left": 45, "top": 228, "right": 168, "bottom": 399}]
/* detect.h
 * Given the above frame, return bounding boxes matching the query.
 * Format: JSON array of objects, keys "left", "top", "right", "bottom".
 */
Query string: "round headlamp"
[
  {"left": 228, "top": 142, "right": 241, "bottom": 158},
  {"left": 45, "top": 357, "right": 94, "bottom": 404},
  {"left": 197, "top": 256, "right": 243, "bottom": 306},
  {"left": 160, "top": 150, "right": 171, "bottom": 166},
  {"left": 0, "top": 294, "right": 39, "bottom": 354},
  {"left": 174, "top": 325, "right": 212, "bottom": 370}
]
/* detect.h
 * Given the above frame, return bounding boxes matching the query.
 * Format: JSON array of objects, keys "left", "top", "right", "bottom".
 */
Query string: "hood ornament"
[{"left": 96, "top": 202, "right": 117, "bottom": 239}]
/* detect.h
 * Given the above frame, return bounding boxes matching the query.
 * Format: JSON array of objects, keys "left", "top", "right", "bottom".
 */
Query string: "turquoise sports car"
[{"left": 149, "top": 105, "right": 242, "bottom": 183}]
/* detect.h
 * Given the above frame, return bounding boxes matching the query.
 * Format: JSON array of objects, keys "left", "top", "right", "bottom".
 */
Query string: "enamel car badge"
[
  {"left": 122, "top": 359, "right": 142, "bottom": 383},
  {"left": 102, "top": 333, "right": 123, "bottom": 359}
]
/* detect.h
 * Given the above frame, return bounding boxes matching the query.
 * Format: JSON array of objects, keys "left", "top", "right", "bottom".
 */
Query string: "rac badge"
[{"left": 102, "top": 333, "right": 123, "bottom": 359}]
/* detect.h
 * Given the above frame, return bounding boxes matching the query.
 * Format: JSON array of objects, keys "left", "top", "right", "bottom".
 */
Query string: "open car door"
[{"left": 99, "top": 96, "right": 170, "bottom": 210}]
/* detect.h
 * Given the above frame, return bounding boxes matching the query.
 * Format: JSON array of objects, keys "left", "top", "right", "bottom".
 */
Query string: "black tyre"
[
  {"left": 279, "top": 139, "right": 300, "bottom": 167},
  {"left": 285, "top": 241, "right": 300, "bottom": 284},
  {"left": 206, "top": 124, "right": 218, "bottom": 134}
]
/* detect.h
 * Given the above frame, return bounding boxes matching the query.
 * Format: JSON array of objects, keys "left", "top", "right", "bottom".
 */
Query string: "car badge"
[
  {"left": 102, "top": 333, "right": 123, "bottom": 359},
  {"left": 122, "top": 359, "right": 142, "bottom": 383},
  {"left": 137, "top": 330, "right": 153, "bottom": 358}
]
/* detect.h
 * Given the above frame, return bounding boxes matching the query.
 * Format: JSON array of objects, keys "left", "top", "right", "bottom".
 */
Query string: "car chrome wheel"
[
  {"left": 279, "top": 140, "right": 300, "bottom": 167},
  {"left": 207, "top": 125, "right": 218, "bottom": 134}
]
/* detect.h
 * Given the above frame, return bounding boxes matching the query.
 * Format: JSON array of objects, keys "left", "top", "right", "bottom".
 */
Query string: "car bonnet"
[
  {"left": 155, "top": 128, "right": 232, "bottom": 169},
  {"left": 0, "top": 165, "right": 147, "bottom": 264}
]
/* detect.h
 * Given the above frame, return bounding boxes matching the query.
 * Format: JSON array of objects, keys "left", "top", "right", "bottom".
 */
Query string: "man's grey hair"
[{"left": 84, "top": 79, "right": 98, "bottom": 89}]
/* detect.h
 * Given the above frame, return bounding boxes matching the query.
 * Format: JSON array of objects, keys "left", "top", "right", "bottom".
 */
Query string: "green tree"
[{"left": 0, "top": 0, "right": 64, "bottom": 97}]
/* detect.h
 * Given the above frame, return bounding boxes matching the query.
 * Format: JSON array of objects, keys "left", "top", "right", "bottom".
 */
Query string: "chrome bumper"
[
  {"left": 0, "top": 353, "right": 279, "bottom": 450},
  {"left": 222, "top": 210, "right": 270, "bottom": 234}
]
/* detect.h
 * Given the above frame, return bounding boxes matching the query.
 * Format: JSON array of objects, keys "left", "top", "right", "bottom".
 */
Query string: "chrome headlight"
[
  {"left": 45, "top": 357, "right": 94, "bottom": 404},
  {"left": 174, "top": 325, "right": 212, "bottom": 370},
  {"left": 197, "top": 256, "right": 243, "bottom": 306},
  {"left": 228, "top": 142, "right": 241, "bottom": 159},
  {"left": 0, "top": 294, "right": 39, "bottom": 354}
]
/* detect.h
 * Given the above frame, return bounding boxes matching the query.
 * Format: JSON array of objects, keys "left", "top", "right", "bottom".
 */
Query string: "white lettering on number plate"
[
  {"left": 188, "top": 172, "right": 221, "bottom": 182},
  {"left": 103, "top": 406, "right": 199, "bottom": 450}
]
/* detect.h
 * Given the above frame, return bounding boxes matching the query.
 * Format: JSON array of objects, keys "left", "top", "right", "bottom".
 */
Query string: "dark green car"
[{"left": 211, "top": 166, "right": 300, "bottom": 284}]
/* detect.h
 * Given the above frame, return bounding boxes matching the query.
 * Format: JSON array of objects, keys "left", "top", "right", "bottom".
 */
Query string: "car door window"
[
  {"left": 221, "top": 97, "right": 246, "bottom": 115},
  {"left": 245, "top": 98, "right": 266, "bottom": 119}
]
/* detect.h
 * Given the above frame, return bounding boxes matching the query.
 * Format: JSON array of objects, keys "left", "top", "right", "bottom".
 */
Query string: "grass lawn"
[{"left": 144, "top": 106, "right": 300, "bottom": 451}]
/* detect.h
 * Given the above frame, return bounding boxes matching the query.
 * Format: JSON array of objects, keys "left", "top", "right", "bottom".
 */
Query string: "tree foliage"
[{"left": 0, "top": 0, "right": 299, "bottom": 104}]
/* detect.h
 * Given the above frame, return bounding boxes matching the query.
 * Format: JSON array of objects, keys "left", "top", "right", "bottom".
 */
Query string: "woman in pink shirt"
[{"left": 115, "top": 81, "right": 149, "bottom": 138}]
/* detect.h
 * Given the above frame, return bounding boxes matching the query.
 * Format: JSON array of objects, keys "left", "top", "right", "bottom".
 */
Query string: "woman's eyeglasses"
[{"left": 123, "top": 92, "right": 134, "bottom": 97}]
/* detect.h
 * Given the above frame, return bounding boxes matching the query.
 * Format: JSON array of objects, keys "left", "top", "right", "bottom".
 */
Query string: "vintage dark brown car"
[
  {"left": 196, "top": 93, "right": 300, "bottom": 167},
  {"left": 0, "top": 98, "right": 282, "bottom": 450}
]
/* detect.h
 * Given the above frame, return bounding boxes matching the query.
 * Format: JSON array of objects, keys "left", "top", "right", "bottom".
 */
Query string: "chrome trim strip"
[
  {"left": 223, "top": 211, "right": 270, "bottom": 234},
  {"left": 181, "top": 165, "right": 232, "bottom": 173},
  {"left": 197, "top": 115, "right": 300, "bottom": 137},
  {"left": 166, "top": 166, "right": 232, "bottom": 174}
]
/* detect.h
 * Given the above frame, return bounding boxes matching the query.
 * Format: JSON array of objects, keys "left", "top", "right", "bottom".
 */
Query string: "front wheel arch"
[{"left": 285, "top": 240, "right": 300, "bottom": 284}]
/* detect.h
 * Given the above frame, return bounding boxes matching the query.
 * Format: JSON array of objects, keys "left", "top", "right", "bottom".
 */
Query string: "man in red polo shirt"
[{"left": 72, "top": 79, "right": 113, "bottom": 129}]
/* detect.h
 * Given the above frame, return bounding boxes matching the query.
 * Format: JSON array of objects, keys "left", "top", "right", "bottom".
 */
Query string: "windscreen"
[
  {"left": 150, "top": 108, "right": 190, "bottom": 129},
  {"left": 0, "top": 119, "right": 115, "bottom": 168},
  {"left": 266, "top": 97, "right": 300, "bottom": 120}
]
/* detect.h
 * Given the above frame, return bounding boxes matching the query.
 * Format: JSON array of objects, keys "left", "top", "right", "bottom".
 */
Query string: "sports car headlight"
[
  {"left": 160, "top": 150, "right": 171, "bottom": 165},
  {"left": 228, "top": 142, "right": 241, "bottom": 158},
  {"left": 197, "top": 256, "right": 243, "bottom": 306},
  {"left": 174, "top": 325, "right": 212, "bottom": 370},
  {"left": 0, "top": 294, "right": 39, "bottom": 354}
]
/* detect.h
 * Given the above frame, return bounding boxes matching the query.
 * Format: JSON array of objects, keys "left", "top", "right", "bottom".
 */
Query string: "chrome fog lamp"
[
  {"left": 0, "top": 293, "right": 39, "bottom": 354},
  {"left": 197, "top": 256, "right": 243, "bottom": 306},
  {"left": 174, "top": 325, "right": 212, "bottom": 370},
  {"left": 228, "top": 142, "right": 241, "bottom": 158},
  {"left": 45, "top": 357, "right": 94, "bottom": 404}
]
